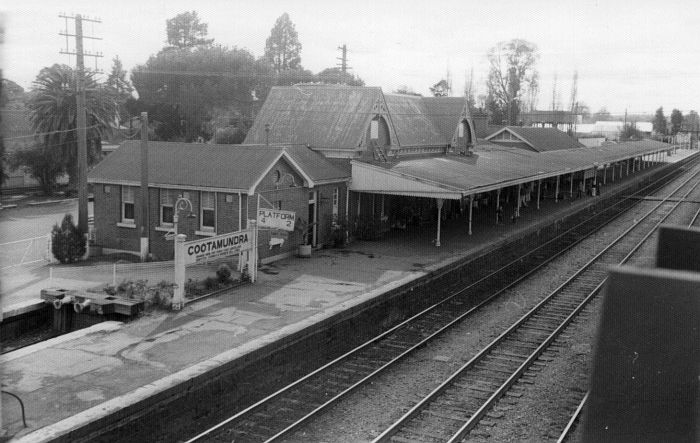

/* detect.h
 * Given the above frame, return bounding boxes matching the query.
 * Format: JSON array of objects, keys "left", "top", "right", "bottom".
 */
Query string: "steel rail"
[
  {"left": 557, "top": 392, "right": 588, "bottom": 443},
  {"left": 186, "top": 155, "right": 698, "bottom": 443},
  {"left": 374, "top": 165, "right": 700, "bottom": 443}
]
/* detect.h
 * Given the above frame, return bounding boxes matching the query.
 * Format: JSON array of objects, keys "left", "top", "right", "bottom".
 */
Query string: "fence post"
[{"left": 46, "top": 233, "right": 53, "bottom": 263}]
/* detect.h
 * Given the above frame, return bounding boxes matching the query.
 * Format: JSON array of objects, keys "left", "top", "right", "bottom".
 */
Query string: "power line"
[{"left": 3, "top": 125, "right": 101, "bottom": 141}]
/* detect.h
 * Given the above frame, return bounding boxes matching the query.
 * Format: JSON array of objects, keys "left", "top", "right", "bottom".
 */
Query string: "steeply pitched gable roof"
[
  {"left": 420, "top": 96, "right": 468, "bottom": 143},
  {"left": 245, "top": 85, "right": 469, "bottom": 150},
  {"left": 88, "top": 141, "right": 349, "bottom": 193},
  {"left": 487, "top": 126, "right": 584, "bottom": 152},
  {"left": 383, "top": 94, "right": 447, "bottom": 146},
  {"left": 244, "top": 85, "right": 389, "bottom": 149}
]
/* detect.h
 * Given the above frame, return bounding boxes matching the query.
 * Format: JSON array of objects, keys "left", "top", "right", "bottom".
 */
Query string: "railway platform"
[{"left": 1, "top": 148, "right": 697, "bottom": 442}]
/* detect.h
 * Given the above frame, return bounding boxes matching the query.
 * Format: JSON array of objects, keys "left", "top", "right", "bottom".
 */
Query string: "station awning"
[{"left": 350, "top": 140, "right": 674, "bottom": 199}]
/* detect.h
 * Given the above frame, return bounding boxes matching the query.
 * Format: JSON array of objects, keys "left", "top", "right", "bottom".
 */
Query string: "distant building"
[
  {"left": 520, "top": 110, "right": 582, "bottom": 129},
  {"left": 576, "top": 121, "right": 653, "bottom": 141}
]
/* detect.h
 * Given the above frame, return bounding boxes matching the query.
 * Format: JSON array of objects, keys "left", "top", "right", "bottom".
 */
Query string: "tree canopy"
[
  {"left": 653, "top": 107, "right": 667, "bottom": 135},
  {"left": 264, "top": 13, "right": 302, "bottom": 72},
  {"left": 131, "top": 45, "right": 268, "bottom": 141},
  {"left": 25, "top": 64, "right": 119, "bottom": 186},
  {"left": 107, "top": 56, "right": 134, "bottom": 126},
  {"left": 166, "top": 11, "right": 213, "bottom": 49},
  {"left": 486, "top": 39, "right": 539, "bottom": 125},
  {"left": 430, "top": 79, "right": 451, "bottom": 97},
  {"left": 670, "top": 108, "right": 683, "bottom": 135},
  {"left": 592, "top": 107, "right": 612, "bottom": 122},
  {"left": 317, "top": 67, "right": 364, "bottom": 86},
  {"left": 394, "top": 85, "right": 422, "bottom": 96}
]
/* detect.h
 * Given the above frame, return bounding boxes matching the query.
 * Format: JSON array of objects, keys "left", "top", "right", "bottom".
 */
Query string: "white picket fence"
[{"left": 0, "top": 235, "right": 53, "bottom": 270}]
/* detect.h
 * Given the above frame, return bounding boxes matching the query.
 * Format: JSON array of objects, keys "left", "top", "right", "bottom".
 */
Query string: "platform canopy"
[{"left": 350, "top": 140, "right": 674, "bottom": 199}]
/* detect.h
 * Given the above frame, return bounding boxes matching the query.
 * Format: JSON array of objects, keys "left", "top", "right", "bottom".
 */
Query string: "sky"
[{"left": 2, "top": 0, "right": 700, "bottom": 118}]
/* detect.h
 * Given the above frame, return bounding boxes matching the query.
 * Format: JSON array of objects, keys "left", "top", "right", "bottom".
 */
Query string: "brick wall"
[{"left": 92, "top": 157, "right": 349, "bottom": 262}]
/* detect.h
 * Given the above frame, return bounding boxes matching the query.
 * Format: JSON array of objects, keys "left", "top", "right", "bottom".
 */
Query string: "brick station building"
[
  {"left": 87, "top": 143, "right": 349, "bottom": 262},
  {"left": 89, "top": 84, "right": 674, "bottom": 261}
]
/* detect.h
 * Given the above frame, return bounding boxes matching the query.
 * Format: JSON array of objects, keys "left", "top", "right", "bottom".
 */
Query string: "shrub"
[
  {"left": 117, "top": 279, "right": 134, "bottom": 297},
  {"left": 216, "top": 263, "right": 232, "bottom": 283},
  {"left": 184, "top": 278, "right": 198, "bottom": 296},
  {"left": 203, "top": 276, "right": 219, "bottom": 290},
  {"left": 51, "top": 214, "right": 86, "bottom": 263}
]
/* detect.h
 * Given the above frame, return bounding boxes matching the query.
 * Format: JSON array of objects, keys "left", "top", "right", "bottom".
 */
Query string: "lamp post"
[{"left": 173, "top": 196, "right": 194, "bottom": 239}]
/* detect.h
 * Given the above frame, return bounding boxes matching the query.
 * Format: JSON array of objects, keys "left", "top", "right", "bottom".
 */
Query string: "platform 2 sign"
[
  {"left": 257, "top": 209, "right": 296, "bottom": 231},
  {"left": 184, "top": 230, "right": 253, "bottom": 264}
]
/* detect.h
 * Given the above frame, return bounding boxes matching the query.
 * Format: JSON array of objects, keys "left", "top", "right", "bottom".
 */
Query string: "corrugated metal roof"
[
  {"left": 489, "top": 127, "right": 585, "bottom": 152},
  {"left": 245, "top": 85, "right": 467, "bottom": 150},
  {"left": 244, "top": 85, "right": 384, "bottom": 149},
  {"left": 352, "top": 139, "right": 675, "bottom": 197},
  {"left": 383, "top": 94, "right": 447, "bottom": 146},
  {"left": 420, "top": 97, "right": 466, "bottom": 143},
  {"left": 88, "top": 141, "right": 349, "bottom": 191}
]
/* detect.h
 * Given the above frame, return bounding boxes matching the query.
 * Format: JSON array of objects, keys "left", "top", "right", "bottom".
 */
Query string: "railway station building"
[{"left": 89, "top": 84, "right": 675, "bottom": 261}]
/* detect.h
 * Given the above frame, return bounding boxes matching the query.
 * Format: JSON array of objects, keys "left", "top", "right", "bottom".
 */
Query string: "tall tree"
[
  {"left": 264, "top": 13, "right": 302, "bottom": 72},
  {"left": 670, "top": 108, "right": 683, "bottom": 135},
  {"left": 683, "top": 110, "right": 699, "bottom": 131},
  {"left": 26, "top": 64, "right": 119, "bottom": 186},
  {"left": 132, "top": 46, "right": 267, "bottom": 142},
  {"left": 486, "top": 39, "right": 539, "bottom": 125},
  {"left": 653, "top": 106, "right": 667, "bottom": 135},
  {"left": 106, "top": 56, "right": 134, "bottom": 125},
  {"left": 166, "top": 11, "right": 213, "bottom": 49},
  {"left": 464, "top": 68, "right": 476, "bottom": 111}
]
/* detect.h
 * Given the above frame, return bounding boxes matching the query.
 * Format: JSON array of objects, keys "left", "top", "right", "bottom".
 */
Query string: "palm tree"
[{"left": 26, "top": 64, "right": 119, "bottom": 187}]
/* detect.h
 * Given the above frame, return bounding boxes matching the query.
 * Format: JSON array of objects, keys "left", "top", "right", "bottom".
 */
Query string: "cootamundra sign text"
[
  {"left": 184, "top": 230, "right": 253, "bottom": 264},
  {"left": 257, "top": 209, "right": 296, "bottom": 231}
]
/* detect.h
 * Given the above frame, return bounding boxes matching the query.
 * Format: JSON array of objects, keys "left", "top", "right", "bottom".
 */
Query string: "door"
[{"left": 308, "top": 191, "right": 317, "bottom": 246}]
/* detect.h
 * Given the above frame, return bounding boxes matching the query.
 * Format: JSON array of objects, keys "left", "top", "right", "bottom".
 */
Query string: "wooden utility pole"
[
  {"left": 60, "top": 14, "right": 102, "bottom": 233},
  {"left": 140, "top": 112, "right": 150, "bottom": 259},
  {"left": 75, "top": 16, "right": 88, "bottom": 233},
  {"left": 336, "top": 44, "right": 350, "bottom": 84},
  {"left": 337, "top": 44, "right": 347, "bottom": 74}
]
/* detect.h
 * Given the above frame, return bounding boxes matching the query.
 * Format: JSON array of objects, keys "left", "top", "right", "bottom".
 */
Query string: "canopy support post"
[
  {"left": 435, "top": 198, "right": 443, "bottom": 247},
  {"left": 468, "top": 195, "right": 473, "bottom": 236}
]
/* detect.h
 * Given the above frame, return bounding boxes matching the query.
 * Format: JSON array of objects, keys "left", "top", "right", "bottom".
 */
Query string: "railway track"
[
  {"left": 374, "top": 165, "right": 700, "bottom": 442},
  {"left": 185, "top": 156, "right": 699, "bottom": 443},
  {"left": 555, "top": 182, "right": 700, "bottom": 443}
]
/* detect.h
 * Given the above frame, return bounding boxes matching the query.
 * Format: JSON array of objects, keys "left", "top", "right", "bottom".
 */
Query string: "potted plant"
[{"left": 295, "top": 217, "right": 313, "bottom": 257}]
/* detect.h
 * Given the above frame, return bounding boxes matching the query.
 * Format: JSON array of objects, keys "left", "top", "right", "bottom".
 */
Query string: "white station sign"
[
  {"left": 184, "top": 229, "right": 253, "bottom": 264},
  {"left": 257, "top": 209, "right": 296, "bottom": 231}
]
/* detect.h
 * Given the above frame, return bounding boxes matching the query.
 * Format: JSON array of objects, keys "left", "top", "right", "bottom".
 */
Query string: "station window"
[
  {"left": 121, "top": 186, "right": 135, "bottom": 223},
  {"left": 200, "top": 191, "right": 216, "bottom": 231},
  {"left": 160, "top": 189, "right": 176, "bottom": 226},
  {"left": 370, "top": 120, "right": 379, "bottom": 139}
]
